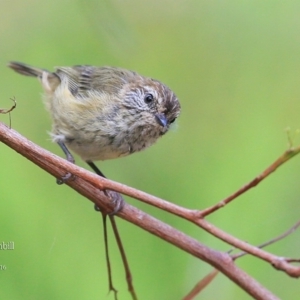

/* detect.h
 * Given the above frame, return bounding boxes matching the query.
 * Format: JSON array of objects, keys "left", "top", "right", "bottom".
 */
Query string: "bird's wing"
[{"left": 55, "top": 66, "right": 137, "bottom": 98}]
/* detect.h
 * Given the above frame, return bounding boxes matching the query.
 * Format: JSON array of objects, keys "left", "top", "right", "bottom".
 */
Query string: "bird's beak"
[{"left": 155, "top": 113, "right": 168, "bottom": 127}]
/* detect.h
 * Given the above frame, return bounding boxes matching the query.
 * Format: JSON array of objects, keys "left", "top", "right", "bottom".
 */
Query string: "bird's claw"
[
  {"left": 94, "top": 190, "right": 125, "bottom": 215},
  {"left": 56, "top": 172, "right": 75, "bottom": 185}
]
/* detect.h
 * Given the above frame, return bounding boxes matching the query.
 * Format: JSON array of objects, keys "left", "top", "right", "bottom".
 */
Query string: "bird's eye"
[
  {"left": 144, "top": 93, "right": 154, "bottom": 104},
  {"left": 170, "top": 118, "right": 176, "bottom": 124}
]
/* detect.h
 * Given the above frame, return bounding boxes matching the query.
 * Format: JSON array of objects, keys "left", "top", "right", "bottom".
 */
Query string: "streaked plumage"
[{"left": 8, "top": 62, "right": 181, "bottom": 161}]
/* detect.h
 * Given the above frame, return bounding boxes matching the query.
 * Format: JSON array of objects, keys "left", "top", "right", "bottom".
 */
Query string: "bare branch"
[
  {"left": 0, "top": 97, "right": 16, "bottom": 114},
  {"left": 182, "top": 269, "right": 219, "bottom": 300},
  {"left": 109, "top": 215, "right": 138, "bottom": 300},
  {"left": 232, "top": 220, "right": 300, "bottom": 260},
  {"left": 1, "top": 121, "right": 299, "bottom": 280},
  {"left": 199, "top": 147, "right": 300, "bottom": 217},
  {"left": 2, "top": 121, "right": 296, "bottom": 300},
  {"left": 0, "top": 97, "right": 16, "bottom": 128}
]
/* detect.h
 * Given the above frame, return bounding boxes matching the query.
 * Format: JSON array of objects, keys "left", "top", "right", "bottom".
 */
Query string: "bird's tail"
[{"left": 8, "top": 61, "right": 45, "bottom": 77}]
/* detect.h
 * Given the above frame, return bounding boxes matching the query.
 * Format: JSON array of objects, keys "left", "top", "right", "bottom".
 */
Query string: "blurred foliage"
[{"left": 1, "top": 0, "right": 300, "bottom": 299}]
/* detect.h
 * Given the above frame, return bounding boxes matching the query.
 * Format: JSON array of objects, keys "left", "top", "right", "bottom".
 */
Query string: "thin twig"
[
  {"left": 0, "top": 97, "right": 16, "bottom": 128},
  {"left": 109, "top": 215, "right": 138, "bottom": 300},
  {"left": 184, "top": 220, "right": 300, "bottom": 300},
  {"left": 199, "top": 147, "right": 300, "bottom": 217},
  {"left": 101, "top": 213, "right": 118, "bottom": 300},
  {"left": 286, "top": 258, "right": 300, "bottom": 263},
  {"left": 232, "top": 220, "right": 300, "bottom": 260},
  {"left": 88, "top": 165, "right": 137, "bottom": 300},
  {"left": 182, "top": 269, "right": 219, "bottom": 300}
]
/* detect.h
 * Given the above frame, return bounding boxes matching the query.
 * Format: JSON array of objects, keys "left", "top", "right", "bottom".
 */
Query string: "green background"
[{"left": 1, "top": 1, "right": 300, "bottom": 299}]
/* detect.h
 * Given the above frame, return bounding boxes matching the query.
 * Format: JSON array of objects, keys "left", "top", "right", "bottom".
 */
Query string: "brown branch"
[
  {"left": 183, "top": 217, "right": 300, "bottom": 300},
  {"left": 0, "top": 97, "right": 16, "bottom": 114},
  {"left": 183, "top": 218, "right": 300, "bottom": 300},
  {"left": 0, "top": 122, "right": 281, "bottom": 299},
  {"left": 199, "top": 147, "right": 300, "bottom": 217},
  {"left": 0, "top": 97, "right": 16, "bottom": 128},
  {"left": 109, "top": 215, "right": 138, "bottom": 300},
  {"left": 1, "top": 121, "right": 299, "bottom": 281},
  {"left": 232, "top": 220, "right": 300, "bottom": 260},
  {"left": 182, "top": 269, "right": 219, "bottom": 300}
]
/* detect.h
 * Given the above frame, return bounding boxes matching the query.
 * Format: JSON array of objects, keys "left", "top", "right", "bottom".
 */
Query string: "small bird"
[
  {"left": 9, "top": 62, "right": 180, "bottom": 160},
  {"left": 8, "top": 62, "right": 181, "bottom": 211}
]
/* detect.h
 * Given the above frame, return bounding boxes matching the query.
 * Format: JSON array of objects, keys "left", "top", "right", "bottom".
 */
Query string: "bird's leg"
[{"left": 56, "top": 141, "right": 75, "bottom": 184}]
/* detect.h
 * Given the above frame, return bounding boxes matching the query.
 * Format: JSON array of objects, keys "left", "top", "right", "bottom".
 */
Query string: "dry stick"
[
  {"left": 182, "top": 269, "right": 219, "bottom": 300},
  {"left": 286, "top": 258, "right": 300, "bottom": 263},
  {"left": 101, "top": 213, "right": 118, "bottom": 300},
  {"left": 232, "top": 220, "right": 300, "bottom": 260},
  {"left": 175, "top": 193, "right": 300, "bottom": 299},
  {"left": 199, "top": 147, "right": 300, "bottom": 217},
  {"left": 0, "top": 123, "right": 279, "bottom": 300},
  {"left": 98, "top": 146, "right": 300, "bottom": 275},
  {"left": 109, "top": 215, "right": 138, "bottom": 300},
  {"left": 0, "top": 97, "right": 17, "bottom": 128},
  {"left": 184, "top": 165, "right": 300, "bottom": 300},
  {"left": 196, "top": 219, "right": 300, "bottom": 277},
  {"left": 47, "top": 157, "right": 300, "bottom": 276},
  {"left": 185, "top": 220, "right": 300, "bottom": 300},
  {"left": 1, "top": 122, "right": 299, "bottom": 279},
  {"left": 94, "top": 186, "right": 135, "bottom": 299},
  {"left": 183, "top": 219, "right": 300, "bottom": 300}
]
